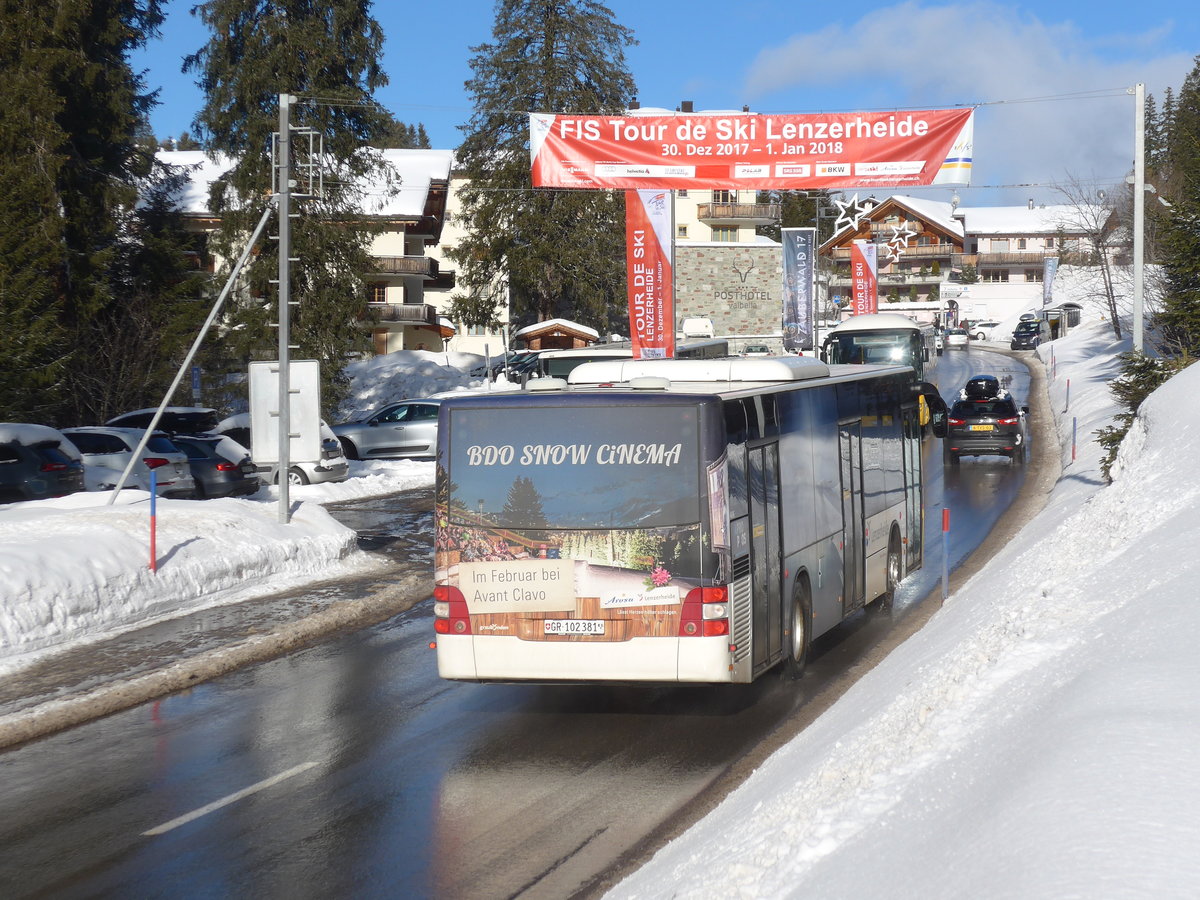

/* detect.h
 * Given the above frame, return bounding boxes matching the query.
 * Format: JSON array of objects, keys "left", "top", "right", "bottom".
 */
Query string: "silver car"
[
  {"left": 331, "top": 400, "right": 441, "bottom": 459},
  {"left": 213, "top": 413, "right": 349, "bottom": 486},
  {"left": 62, "top": 426, "right": 196, "bottom": 497}
]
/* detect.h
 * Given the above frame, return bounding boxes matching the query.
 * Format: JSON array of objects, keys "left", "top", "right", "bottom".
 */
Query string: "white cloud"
[{"left": 742, "top": 1, "right": 1193, "bottom": 199}]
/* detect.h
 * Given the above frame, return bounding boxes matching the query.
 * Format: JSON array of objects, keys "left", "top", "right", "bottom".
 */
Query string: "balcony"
[
  {"left": 364, "top": 302, "right": 438, "bottom": 326},
  {"left": 371, "top": 256, "right": 441, "bottom": 278},
  {"left": 975, "top": 251, "right": 1059, "bottom": 266},
  {"left": 696, "top": 202, "right": 780, "bottom": 225},
  {"left": 830, "top": 242, "right": 959, "bottom": 260}
]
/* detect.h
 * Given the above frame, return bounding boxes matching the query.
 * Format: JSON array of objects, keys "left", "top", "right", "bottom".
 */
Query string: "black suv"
[
  {"left": 1010, "top": 320, "right": 1050, "bottom": 350},
  {"left": 944, "top": 396, "right": 1028, "bottom": 464}
]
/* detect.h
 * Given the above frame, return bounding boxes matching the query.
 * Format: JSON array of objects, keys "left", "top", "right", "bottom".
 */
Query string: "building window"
[
  {"left": 1017, "top": 238, "right": 1027, "bottom": 250},
  {"left": 710, "top": 225, "right": 738, "bottom": 242},
  {"left": 712, "top": 190, "right": 735, "bottom": 204},
  {"left": 981, "top": 269, "right": 1009, "bottom": 283},
  {"left": 367, "top": 282, "right": 387, "bottom": 304},
  {"left": 676, "top": 224, "right": 689, "bottom": 239},
  {"left": 677, "top": 189, "right": 688, "bottom": 198},
  {"left": 466, "top": 324, "right": 492, "bottom": 336},
  {"left": 991, "top": 239, "right": 1009, "bottom": 253},
  {"left": 1025, "top": 269, "right": 1043, "bottom": 282}
]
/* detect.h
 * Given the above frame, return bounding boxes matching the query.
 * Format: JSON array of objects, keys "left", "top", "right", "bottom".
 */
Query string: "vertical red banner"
[
  {"left": 850, "top": 240, "right": 878, "bottom": 316},
  {"left": 626, "top": 189, "right": 675, "bottom": 359}
]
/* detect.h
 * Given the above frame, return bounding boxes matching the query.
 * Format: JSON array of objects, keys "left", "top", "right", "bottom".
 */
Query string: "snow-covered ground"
[
  {"left": 610, "top": 327, "right": 1200, "bottom": 892},
  {"left": 0, "top": 350, "right": 485, "bottom": 673},
  {"left": 6, "top": 270, "right": 1197, "bottom": 896}
]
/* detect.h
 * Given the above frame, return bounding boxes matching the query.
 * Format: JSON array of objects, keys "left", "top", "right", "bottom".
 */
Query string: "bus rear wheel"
[
  {"left": 782, "top": 577, "right": 812, "bottom": 681},
  {"left": 871, "top": 529, "right": 902, "bottom": 615}
]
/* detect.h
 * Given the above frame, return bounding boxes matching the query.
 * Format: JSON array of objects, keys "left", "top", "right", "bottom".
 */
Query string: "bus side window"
[
  {"left": 727, "top": 445, "right": 748, "bottom": 520},
  {"left": 723, "top": 400, "right": 750, "bottom": 520}
]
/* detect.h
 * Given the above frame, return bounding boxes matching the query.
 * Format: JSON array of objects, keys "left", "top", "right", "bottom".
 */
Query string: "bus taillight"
[
  {"left": 433, "top": 584, "right": 472, "bottom": 635},
  {"left": 680, "top": 585, "right": 729, "bottom": 637}
]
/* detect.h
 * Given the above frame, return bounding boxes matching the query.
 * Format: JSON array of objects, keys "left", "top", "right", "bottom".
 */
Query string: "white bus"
[
  {"left": 534, "top": 338, "right": 730, "bottom": 380},
  {"left": 821, "top": 313, "right": 939, "bottom": 382},
  {"left": 433, "top": 356, "right": 947, "bottom": 684}
]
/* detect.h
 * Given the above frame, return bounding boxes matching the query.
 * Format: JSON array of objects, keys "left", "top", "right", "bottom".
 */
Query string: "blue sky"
[{"left": 132, "top": 0, "right": 1197, "bottom": 204}]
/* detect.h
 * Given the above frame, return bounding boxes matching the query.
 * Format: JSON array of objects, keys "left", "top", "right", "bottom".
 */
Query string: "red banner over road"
[
  {"left": 625, "top": 190, "right": 675, "bottom": 359},
  {"left": 532, "top": 108, "right": 974, "bottom": 190},
  {"left": 850, "top": 240, "right": 878, "bottom": 317}
]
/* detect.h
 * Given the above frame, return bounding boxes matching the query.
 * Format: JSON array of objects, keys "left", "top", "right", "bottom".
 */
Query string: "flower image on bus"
[
  {"left": 433, "top": 356, "right": 947, "bottom": 684},
  {"left": 821, "top": 313, "right": 939, "bottom": 382}
]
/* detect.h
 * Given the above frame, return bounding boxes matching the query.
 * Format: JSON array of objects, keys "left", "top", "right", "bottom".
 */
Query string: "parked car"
[
  {"left": 943, "top": 396, "right": 1028, "bottom": 465},
  {"left": 969, "top": 320, "right": 1000, "bottom": 341},
  {"left": 471, "top": 351, "right": 542, "bottom": 381},
  {"left": 331, "top": 399, "right": 441, "bottom": 460},
  {"left": 0, "top": 423, "right": 85, "bottom": 504},
  {"left": 170, "top": 435, "right": 260, "bottom": 499},
  {"left": 106, "top": 406, "right": 221, "bottom": 436},
  {"left": 944, "top": 327, "right": 970, "bottom": 350},
  {"left": 213, "top": 413, "right": 349, "bottom": 486},
  {"left": 742, "top": 344, "right": 772, "bottom": 357},
  {"left": 1010, "top": 319, "right": 1051, "bottom": 350},
  {"left": 61, "top": 426, "right": 196, "bottom": 497}
]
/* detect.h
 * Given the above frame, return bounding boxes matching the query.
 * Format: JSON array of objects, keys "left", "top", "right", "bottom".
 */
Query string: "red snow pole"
[{"left": 149, "top": 469, "right": 158, "bottom": 573}]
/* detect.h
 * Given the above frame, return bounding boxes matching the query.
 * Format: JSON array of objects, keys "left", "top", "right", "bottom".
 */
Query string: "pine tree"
[
  {"left": 71, "top": 161, "right": 212, "bottom": 421},
  {"left": 448, "top": 0, "right": 637, "bottom": 331},
  {"left": 501, "top": 475, "right": 547, "bottom": 537},
  {"left": 184, "top": 0, "right": 392, "bottom": 415},
  {"left": 757, "top": 191, "right": 834, "bottom": 243},
  {"left": 0, "top": 17, "right": 70, "bottom": 421},
  {"left": 1160, "top": 62, "right": 1200, "bottom": 203},
  {"left": 1155, "top": 203, "right": 1200, "bottom": 355},
  {"left": 371, "top": 113, "right": 432, "bottom": 149},
  {"left": 0, "top": 0, "right": 165, "bottom": 424}
]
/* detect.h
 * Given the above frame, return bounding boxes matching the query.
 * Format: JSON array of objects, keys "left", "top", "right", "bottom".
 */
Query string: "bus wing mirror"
[{"left": 916, "top": 382, "right": 949, "bottom": 438}]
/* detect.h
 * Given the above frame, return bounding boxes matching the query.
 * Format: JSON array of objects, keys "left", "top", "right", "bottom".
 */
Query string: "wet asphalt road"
[{"left": 0, "top": 347, "right": 1042, "bottom": 899}]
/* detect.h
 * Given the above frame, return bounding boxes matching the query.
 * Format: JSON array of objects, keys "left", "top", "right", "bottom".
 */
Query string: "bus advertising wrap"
[
  {"left": 782, "top": 228, "right": 816, "bottom": 351},
  {"left": 626, "top": 189, "right": 675, "bottom": 359},
  {"left": 531, "top": 108, "right": 975, "bottom": 190},
  {"left": 851, "top": 240, "right": 878, "bottom": 317}
]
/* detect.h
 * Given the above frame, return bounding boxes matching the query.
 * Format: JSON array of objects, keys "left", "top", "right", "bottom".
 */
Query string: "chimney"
[
  {"left": 743, "top": 104, "right": 750, "bottom": 113},
  {"left": 1028, "top": 198, "right": 1035, "bottom": 209},
  {"left": 680, "top": 100, "right": 694, "bottom": 113},
  {"left": 629, "top": 97, "right": 639, "bottom": 110}
]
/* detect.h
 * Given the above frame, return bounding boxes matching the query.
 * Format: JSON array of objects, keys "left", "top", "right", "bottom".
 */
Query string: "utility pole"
[
  {"left": 276, "top": 93, "right": 295, "bottom": 523},
  {"left": 1132, "top": 83, "right": 1145, "bottom": 354}
]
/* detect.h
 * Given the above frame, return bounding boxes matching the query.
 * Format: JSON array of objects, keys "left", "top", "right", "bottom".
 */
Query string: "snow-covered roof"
[
  {"left": 958, "top": 204, "right": 1098, "bottom": 235},
  {"left": 156, "top": 148, "right": 453, "bottom": 219},
  {"left": 888, "top": 195, "right": 963, "bottom": 237},
  {"left": 514, "top": 318, "right": 600, "bottom": 339}
]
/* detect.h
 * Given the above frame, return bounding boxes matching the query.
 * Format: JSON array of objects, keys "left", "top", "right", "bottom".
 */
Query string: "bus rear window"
[
  {"left": 829, "top": 332, "right": 918, "bottom": 366},
  {"left": 448, "top": 405, "right": 701, "bottom": 529}
]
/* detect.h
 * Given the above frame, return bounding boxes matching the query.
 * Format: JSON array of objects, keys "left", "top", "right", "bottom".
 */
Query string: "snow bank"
[{"left": 613, "top": 289, "right": 1200, "bottom": 897}]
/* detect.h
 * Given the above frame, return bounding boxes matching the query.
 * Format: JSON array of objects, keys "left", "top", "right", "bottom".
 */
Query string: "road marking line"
[{"left": 142, "top": 761, "right": 319, "bottom": 836}]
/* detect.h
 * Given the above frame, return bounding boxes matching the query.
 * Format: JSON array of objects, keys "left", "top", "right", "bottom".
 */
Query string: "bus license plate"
[
  {"left": 969, "top": 424, "right": 994, "bottom": 431},
  {"left": 543, "top": 619, "right": 605, "bottom": 636}
]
